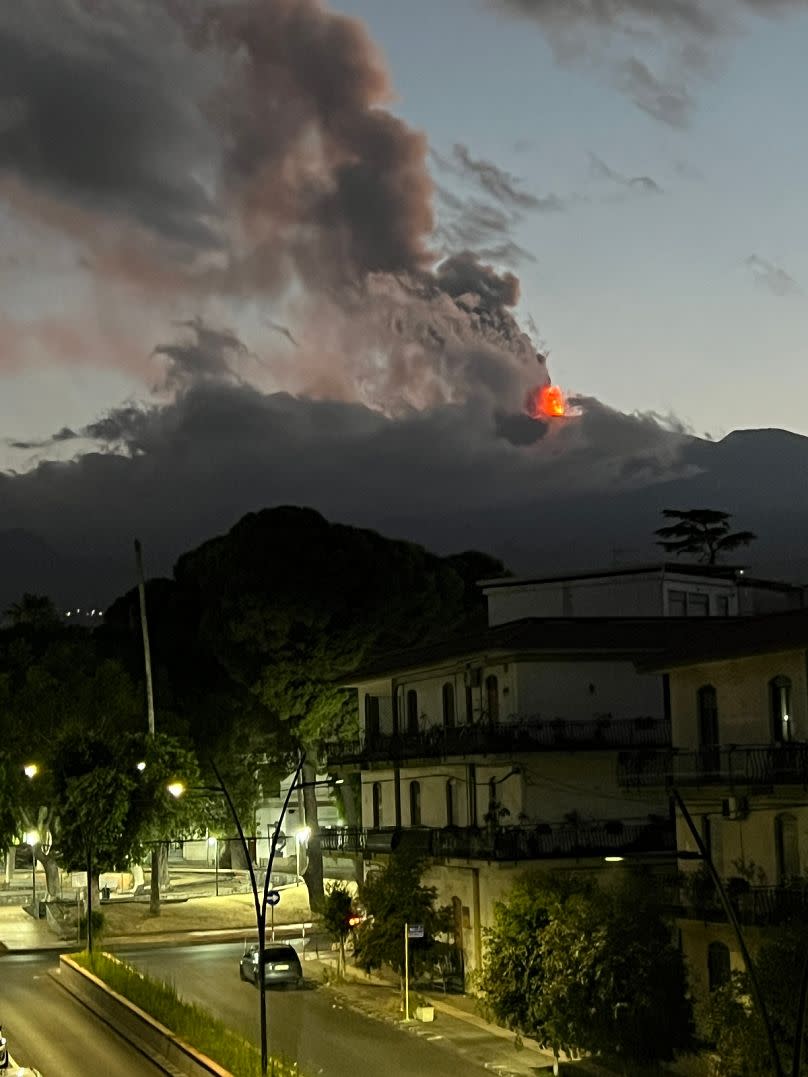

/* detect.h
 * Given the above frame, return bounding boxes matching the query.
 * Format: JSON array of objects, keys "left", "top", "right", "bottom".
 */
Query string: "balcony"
[
  {"left": 319, "top": 820, "right": 675, "bottom": 862},
  {"left": 617, "top": 743, "right": 808, "bottom": 790},
  {"left": 326, "top": 715, "right": 671, "bottom": 765},
  {"left": 670, "top": 879, "right": 808, "bottom": 927}
]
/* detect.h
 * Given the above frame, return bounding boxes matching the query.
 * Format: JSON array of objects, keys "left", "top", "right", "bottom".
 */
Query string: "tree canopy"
[
  {"left": 477, "top": 872, "right": 693, "bottom": 1072},
  {"left": 655, "top": 508, "right": 756, "bottom": 565},
  {"left": 354, "top": 850, "right": 452, "bottom": 982},
  {"left": 701, "top": 922, "right": 808, "bottom": 1077}
]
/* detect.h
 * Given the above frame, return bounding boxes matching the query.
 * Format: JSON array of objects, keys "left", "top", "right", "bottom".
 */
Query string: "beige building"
[
  {"left": 621, "top": 608, "right": 808, "bottom": 999},
  {"left": 325, "top": 616, "right": 698, "bottom": 980}
]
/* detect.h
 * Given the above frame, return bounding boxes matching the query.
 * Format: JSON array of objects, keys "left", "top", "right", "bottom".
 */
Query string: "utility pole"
[{"left": 135, "top": 539, "right": 161, "bottom": 916}]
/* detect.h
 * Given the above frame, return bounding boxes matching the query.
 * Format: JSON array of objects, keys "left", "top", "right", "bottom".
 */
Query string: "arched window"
[
  {"left": 446, "top": 780, "right": 456, "bottom": 826},
  {"left": 364, "top": 695, "right": 380, "bottom": 739},
  {"left": 409, "top": 781, "right": 421, "bottom": 826},
  {"left": 776, "top": 812, "right": 800, "bottom": 882},
  {"left": 372, "top": 782, "right": 383, "bottom": 829},
  {"left": 485, "top": 675, "right": 499, "bottom": 723},
  {"left": 442, "top": 683, "right": 456, "bottom": 729},
  {"left": 707, "top": 941, "right": 731, "bottom": 991},
  {"left": 770, "top": 676, "right": 792, "bottom": 744},
  {"left": 697, "top": 685, "right": 719, "bottom": 772},
  {"left": 406, "top": 690, "right": 419, "bottom": 735}
]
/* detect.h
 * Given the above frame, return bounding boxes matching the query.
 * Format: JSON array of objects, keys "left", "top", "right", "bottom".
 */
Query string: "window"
[
  {"left": 409, "top": 781, "right": 421, "bottom": 826},
  {"left": 707, "top": 942, "right": 731, "bottom": 991},
  {"left": 446, "top": 780, "right": 456, "bottom": 826},
  {"left": 393, "top": 687, "right": 402, "bottom": 735},
  {"left": 442, "top": 683, "right": 456, "bottom": 729},
  {"left": 668, "top": 589, "right": 687, "bottom": 617},
  {"left": 776, "top": 813, "right": 800, "bottom": 882},
  {"left": 364, "top": 695, "right": 380, "bottom": 739},
  {"left": 485, "top": 675, "right": 499, "bottom": 723},
  {"left": 715, "top": 595, "right": 730, "bottom": 617},
  {"left": 770, "top": 676, "right": 792, "bottom": 743},
  {"left": 372, "top": 782, "right": 383, "bottom": 829},
  {"left": 697, "top": 685, "right": 720, "bottom": 772},
  {"left": 465, "top": 684, "right": 474, "bottom": 724},
  {"left": 406, "top": 689, "right": 419, "bottom": 734}
]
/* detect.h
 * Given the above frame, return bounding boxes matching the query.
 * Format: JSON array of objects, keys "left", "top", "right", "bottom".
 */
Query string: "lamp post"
[
  {"left": 186, "top": 757, "right": 340, "bottom": 1076},
  {"left": 208, "top": 836, "right": 219, "bottom": 897},
  {"left": 24, "top": 830, "right": 37, "bottom": 914}
]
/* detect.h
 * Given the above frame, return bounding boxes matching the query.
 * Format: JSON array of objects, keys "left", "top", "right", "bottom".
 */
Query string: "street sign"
[
  {"left": 407, "top": 923, "right": 424, "bottom": 938},
  {"left": 266, "top": 889, "right": 281, "bottom": 907}
]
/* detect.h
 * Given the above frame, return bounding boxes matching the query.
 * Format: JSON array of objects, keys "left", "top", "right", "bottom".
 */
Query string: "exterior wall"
[
  {"left": 677, "top": 805, "right": 808, "bottom": 883},
  {"left": 485, "top": 572, "right": 741, "bottom": 626},
  {"left": 669, "top": 648, "right": 808, "bottom": 747},
  {"left": 513, "top": 660, "right": 663, "bottom": 721},
  {"left": 361, "top": 658, "right": 664, "bottom": 731},
  {"left": 679, "top": 921, "right": 746, "bottom": 1003},
  {"left": 360, "top": 755, "right": 666, "bottom": 830}
]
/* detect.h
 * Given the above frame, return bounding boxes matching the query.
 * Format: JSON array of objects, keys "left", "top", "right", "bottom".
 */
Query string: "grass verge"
[{"left": 73, "top": 949, "right": 302, "bottom": 1077}]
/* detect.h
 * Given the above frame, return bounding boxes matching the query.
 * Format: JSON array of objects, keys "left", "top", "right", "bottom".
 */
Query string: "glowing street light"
[
  {"left": 167, "top": 781, "right": 185, "bottom": 799},
  {"left": 23, "top": 764, "right": 38, "bottom": 779}
]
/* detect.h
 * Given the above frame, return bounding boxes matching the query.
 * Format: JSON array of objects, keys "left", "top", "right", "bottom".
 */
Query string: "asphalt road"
[
  {"left": 0, "top": 952, "right": 167, "bottom": 1076},
  {"left": 121, "top": 942, "right": 496, "bottom": 1077}
]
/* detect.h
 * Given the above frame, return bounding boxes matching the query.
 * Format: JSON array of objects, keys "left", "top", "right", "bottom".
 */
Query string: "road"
[
  {"left": 121, "top": 942, "right": 496, "bottom": 1077},
  {"left": 0, "top": 952, "right": 167, "bottom": 1076}
]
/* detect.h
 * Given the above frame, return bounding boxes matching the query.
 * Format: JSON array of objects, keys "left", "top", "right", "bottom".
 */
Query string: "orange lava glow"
[{"left": 531, "top": 384, "right": 567, "bottom": 419}]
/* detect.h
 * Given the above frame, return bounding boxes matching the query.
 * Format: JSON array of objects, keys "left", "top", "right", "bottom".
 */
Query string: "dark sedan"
[{"left": 239, "top": 943, "right": 303, "bottom": 988}]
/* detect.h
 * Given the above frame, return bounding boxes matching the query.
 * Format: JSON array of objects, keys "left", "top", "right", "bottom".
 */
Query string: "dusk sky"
[{"left": 2, "top": 0, "right": 808, "bottom": 601}]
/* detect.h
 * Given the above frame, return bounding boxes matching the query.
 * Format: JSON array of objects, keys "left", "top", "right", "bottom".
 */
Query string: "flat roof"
[{"left": 479, "top": 562, "right": 799, "bottom": 593}]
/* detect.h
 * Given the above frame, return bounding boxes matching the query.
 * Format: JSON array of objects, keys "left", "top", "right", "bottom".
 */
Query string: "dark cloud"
[
  {"left": 617, "top": 58, "right": 692, "bottom": 128},
  {"left": 0, "top": 1, "right": 221, "bottom": 250},
  {"left": 486, "top": 0, "right": 808, "bottom": 126},
  {"left": 0, "top": 371, "right": 700, "bottom": 608},
  {"left": 588, "top": 152, "right": 664, "bottom": 195},
  {"left": 450, "top": 144, "right": 562, "bottom": 212},
  {"left": 745, "top": 255, "right": 803, "bottom": 298}
]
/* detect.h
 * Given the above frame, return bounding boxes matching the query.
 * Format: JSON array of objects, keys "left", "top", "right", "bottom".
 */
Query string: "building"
[{"left": 621, "top": 607, "right": 808, "bottom": 999}]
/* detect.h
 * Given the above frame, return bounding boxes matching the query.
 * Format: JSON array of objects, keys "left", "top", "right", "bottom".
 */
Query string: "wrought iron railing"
[
  {"left": 319, "top": 820, "right": 674, "bottom": 862},
  {"left": 326, "top": 716, "right": 670, "bottom": 765},
  {"left": 618, "top": 743, "right": 808, "bottom": 789},
  {"left": 671, "top": 881, "right": 808, "bottom": 927}
]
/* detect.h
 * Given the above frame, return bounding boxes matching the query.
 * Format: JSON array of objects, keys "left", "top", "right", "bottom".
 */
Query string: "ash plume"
[{"left": 0, "top": 0, "right": 548, "bottom": 416}]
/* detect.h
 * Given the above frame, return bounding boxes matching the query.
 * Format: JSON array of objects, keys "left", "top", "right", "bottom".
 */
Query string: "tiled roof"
[
  {"left": 638, "top": 606, "right": 808, "bottom": 671},
  {"left": 345, "top": 616, "right": 707, "bottom": 683}
]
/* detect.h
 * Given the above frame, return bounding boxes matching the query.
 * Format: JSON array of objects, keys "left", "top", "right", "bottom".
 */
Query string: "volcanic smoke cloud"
[{"left": 0, "top": 0, "right": 548, "bottom": 415}]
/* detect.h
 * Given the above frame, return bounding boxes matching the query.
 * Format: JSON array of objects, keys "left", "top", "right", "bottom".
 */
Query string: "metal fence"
[
  {"left": 327, "top": 715, "right": 671, "bottom": 765},
  {"left": 618, "top": 744, "right": 808, "bottom": 789},
  {"left": 319, "top": 821, "right": 674, "bottom": 862}
]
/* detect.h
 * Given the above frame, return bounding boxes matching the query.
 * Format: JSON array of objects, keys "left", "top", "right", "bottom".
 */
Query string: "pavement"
[{"left": 0, "top": 896, "right": 606, "bottom": 1077}]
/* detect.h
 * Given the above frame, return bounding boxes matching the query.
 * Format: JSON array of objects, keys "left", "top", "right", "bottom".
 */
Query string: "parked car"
[{"left": 239, "top": 943, "right": 303, "bottom": 988}]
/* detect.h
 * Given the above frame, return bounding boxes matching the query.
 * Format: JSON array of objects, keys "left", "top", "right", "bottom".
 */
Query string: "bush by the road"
[{"left": 74, "top": 950, "right": 303, "bottom": 1077}]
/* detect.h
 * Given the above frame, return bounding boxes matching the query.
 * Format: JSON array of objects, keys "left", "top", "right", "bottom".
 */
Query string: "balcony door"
[
  {"left": 775, "top": 813, "right": 800, "bottom": 883},
  {"left": 485, "top": 675, "right": 499, "bottom": 723},
  {"left": 442, "top": 683, "right": 456, "bottom": 730},
  {"left": 697, "top": 685, "right": 720, "bottom": 773},
  {"left": 770, "top": 676, "right": 792, "bottom": 744}
]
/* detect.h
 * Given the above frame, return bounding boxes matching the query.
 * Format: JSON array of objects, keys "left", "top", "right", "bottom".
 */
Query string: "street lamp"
[
  {"left": 194, "top": 756, "right": 339, "bottom": 1076},
  {"left": 295, "top": 826, "right": 311, "bottom": 884},
  {"left": 208, "top": 836, "right": 219, "bottom": 897}
]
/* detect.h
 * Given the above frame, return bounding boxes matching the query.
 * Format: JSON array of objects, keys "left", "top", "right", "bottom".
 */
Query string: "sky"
[{"left": 2, "top": 0, "right": 808, "bottom": 601}]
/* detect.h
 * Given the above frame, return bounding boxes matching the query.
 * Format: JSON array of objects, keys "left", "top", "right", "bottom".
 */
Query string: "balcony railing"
[
  {"left": 319, "top": 820, "right": 675, "bottom": 862},
  {"left": 670, "top": 881, "right": 808, "bottom": 927},
  {"left": 618, "top": 743, "right": 808, "bottom": 789},
  {"left": 326, "top": 716, "right": 670, "bottom": 765}
]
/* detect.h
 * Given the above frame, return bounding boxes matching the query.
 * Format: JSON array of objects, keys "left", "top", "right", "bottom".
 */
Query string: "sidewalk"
[{"left": 0, "top": 900, "right": 601, "bottom": 1076}]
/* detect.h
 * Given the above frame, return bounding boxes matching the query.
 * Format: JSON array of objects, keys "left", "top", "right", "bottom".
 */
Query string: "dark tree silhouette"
[{"left": 655, "top": 509, "right": 756, "bottom": 565}]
